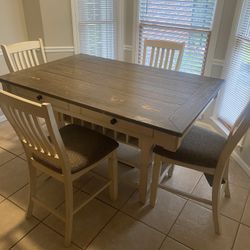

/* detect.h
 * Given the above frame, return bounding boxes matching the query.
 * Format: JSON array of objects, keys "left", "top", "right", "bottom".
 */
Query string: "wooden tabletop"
[{"left": 0, "top": 54, "right": 223, "bottom": 136}]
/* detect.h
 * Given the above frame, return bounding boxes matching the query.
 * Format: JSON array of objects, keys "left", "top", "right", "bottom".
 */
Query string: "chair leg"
[
  {"left": 224, "top": 161, "right": 231, "bottom": 198},
  {"left": 168, "top": 164, "right": 175, "bottom": 178},
  {"left": 150, "top": 154, "right": 162, "bottom": 207},
  {"left": 212, "top": 180, "right": 222, "bottom": 234},
  {"left": 108, "top": 151, "right": 118, "bottom": 201},
  {"left": 64, "top": 181, "right": 74, "bottom": 247},
  {"left": 26, "top": 164, "right": 37, "bottom": 218}
]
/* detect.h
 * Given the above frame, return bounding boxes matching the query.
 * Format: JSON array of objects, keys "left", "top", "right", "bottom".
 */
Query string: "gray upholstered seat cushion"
[
  {"left": 153, "top": 125, "right": 226, "bottom": 168},
  {"left": 34, "top": 124, "right": 119, "bottom": 174}
]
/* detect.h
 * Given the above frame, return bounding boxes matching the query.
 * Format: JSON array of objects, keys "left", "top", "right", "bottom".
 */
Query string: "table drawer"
[
  {"left": 9, "top": 85, "right": 69, "bottom": 111},
  {"left": 69, "top": 104, "right": 153, "bottom": 138}
]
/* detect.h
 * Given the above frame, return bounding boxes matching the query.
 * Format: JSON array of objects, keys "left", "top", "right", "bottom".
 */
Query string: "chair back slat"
[
  {"left": 168, "top": 50, "right": 175, "bottom": 70},
  {"left": 32, "top": 49, "right": 39, "bottom": 66},
  {"left": 34, "top": 116, "right": 56, "bottom": 155},
  {"left": 143, "top": 40, "right": 185, "bottom": 71},
  {"left": 18, "top": 52, "right": 26, "bottom": 70},
  {"left": 28, "top": 50, "right": 36, "bottom": 67},
  {"left": 1, "top": 39, "right": 47, "bottom": 73},
  {"left": 23, "top": 50, "right": 31, "bottom": 68},
  {"left": 159, "top": 48, "right": 165, "bottom": 68},
  {"left": 149, "top": 47, "right": 155, "bottom": 66},
  {"left": 164, "top": 49, "right": 170, "bottom": 69},
  {"left": 0, "top": 90, "right": 69, "bottom": 174},
  {"left": 25, "top": 113, "right": 44, "bottom": 151},
  {"left": 13, "top": 53, "right": 22, "bottom": 71},
  {"left": 154, "top": 48, "right": 160, "bottom": 67}
]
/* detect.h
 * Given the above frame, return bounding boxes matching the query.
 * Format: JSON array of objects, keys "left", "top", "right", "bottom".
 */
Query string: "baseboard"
[
  {"left": 124, "top": 45, "right": 133, "bottom": 52},
  {"left": 45, "top": 46, "right": 74, "bottom": 53},
  {"left": 212, "top": 59, "right": 225, "bottom": 67},
  {"left": 232, "top": 151, "right": 250, "bottom": 176},
  {"left": 0, "top": 46, "right": 75, "bottom": 56}
]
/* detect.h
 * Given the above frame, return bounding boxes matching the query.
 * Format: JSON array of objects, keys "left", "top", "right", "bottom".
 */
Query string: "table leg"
[
  {"left": 139, "top": 138, "right": 153, "bottom": 204},
  {"left": 54, "top": 111, "right": 65, "bottom": 128}
]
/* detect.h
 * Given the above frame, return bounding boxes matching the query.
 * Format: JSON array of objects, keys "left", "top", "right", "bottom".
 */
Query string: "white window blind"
[
  {"left": 76, "top": 0, "right": 120, "bottom": 59},
  {"left": 218, "top": 0, "right": 250, "bottom": 127},
  {"left": 138, "top": 0, "right": 217, "bottom": 75}
]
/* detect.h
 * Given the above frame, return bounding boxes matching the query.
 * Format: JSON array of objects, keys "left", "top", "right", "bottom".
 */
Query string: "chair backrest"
[
  {"left": 0, "top": 90, "right": 70, "bottom": 175},
  {"left": 1, "top": 38, "right": 47, "bottom": 73},
  {"left": 142, "top": 40, "right": 185, "bottom": 71},
  {"left": 217, "top": 101, "right": 250, "bottom": 174}
]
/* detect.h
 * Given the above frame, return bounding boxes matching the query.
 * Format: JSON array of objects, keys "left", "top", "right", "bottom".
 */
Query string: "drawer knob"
[
  {"left": 36, "top": 95, "right": 43, "bottom": 101},
  {"left": 110, "top": 118, "right": 117, "bottom": 125}
]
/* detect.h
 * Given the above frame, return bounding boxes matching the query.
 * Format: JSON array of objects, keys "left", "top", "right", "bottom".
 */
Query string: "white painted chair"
[
  {"left": 150, "top": 101, "right": 250, "bottom": 234},
  {"left": 142, "top": 40, "right": 185, "bottom": 71},
  {"left": 0, "top": 90, "right": 119, "bottom": 246},
  {"left": 1, "top": 38, "right": 47, "bottom": 73}
]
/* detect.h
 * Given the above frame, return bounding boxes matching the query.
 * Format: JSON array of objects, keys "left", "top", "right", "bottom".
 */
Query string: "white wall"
[
  {"left": 0, "top": 0, "right": 28, "bottom": 119},
  {"left": 39, "top": 0, "right": 73, "bottom": 47},
  {"left": 0, "top": 0, "right": 28, "bottom": 75}
]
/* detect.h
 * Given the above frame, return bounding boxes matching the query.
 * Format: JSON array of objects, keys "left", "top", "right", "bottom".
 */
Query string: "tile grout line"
[
  {"left": 8, "top": 221, "right": 42, "bottom": 250},
  {"left": 3, "top": 162, "right": 126, "bottom": 249},
  {"left": 40, "top": 221, "right": 82, "bottom": 249},
  {"left": 166, "top": 235, "right": 194, "bottom": 250},
  {"left": 83, "top": 210, "right": 120, "bottom": 250},
  {"left": 6, "top": 181, "right": 29, "bottom": 200},
  {"left": 228, "top": 180, "right": 250, "bottom": 192},
  {"left": 161, "top": 173, "right": 204, "bottom": 249},
  {"left": 0, "top": 155, "right": 19, "bottom": 169},
  {"left": 231, "top": 189, "right": 250, "bottom": 250},
  {"left": 0, "top": 145, "right": 23, "bottom": 158},
  {"left": 38, "top": 188, "right": 109, "bottom": 249},
  {"left": 5, "top": 149, "right": 244, "bottom": 250},
  {"left": 189, "top": 181, "right": 250, "bottom": 225}
]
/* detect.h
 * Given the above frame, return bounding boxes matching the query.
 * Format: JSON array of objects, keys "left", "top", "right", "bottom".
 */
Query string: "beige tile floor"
[{"left": 0, "top": 120, "right": 250, "bottom": 250}]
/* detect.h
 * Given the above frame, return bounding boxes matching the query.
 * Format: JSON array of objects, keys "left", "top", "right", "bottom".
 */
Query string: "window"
[
  {"left": 137, "top": 0, "right": 217, "bottom": 75},
  {"left": 71, "top": 0, "right": 123, "bottom": 59},
  {"left": 217, "top": 0, "right": 250, "bottom": 127}
]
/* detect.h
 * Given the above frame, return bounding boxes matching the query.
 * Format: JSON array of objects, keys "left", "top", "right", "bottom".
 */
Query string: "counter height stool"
[
  {"left": 150, "top": 102, "right": 250, "bottom": 234},
  {"left": 0, "top": 90, "right": 119, "bottom": 246},
  {"left": 142, "top": 39, "right": 185, "bottom": 71},
  {"left": 1, "top": 38, "right": 47, "bottom": 73}
]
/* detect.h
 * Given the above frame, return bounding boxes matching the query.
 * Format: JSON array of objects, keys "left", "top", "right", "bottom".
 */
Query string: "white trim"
[
  {"left": 70, "top": 0, "right": 124, "bottom": 60},
  {"left": 133, "top": 0, "right": 224, "bottom": 72},
  {"left": 132, "top": 0, "right": 139, "bottom": 63},
  {"left": 221, "top": 0, "right": 245, "bottom": 80},
  {"left": 71, "top": 0, "right": 80, "bottom": 54},
  {"left": 0, "top": 47, "right": 74, "bottom": 55},
  {"left": 232, "top": 151, "right": 250, "bottom": 176},
  {"left": 212, "top": 59, "right": 225, "bottom": 67},
  {"left": 213, "top": 0, "right": 244, "bottom": 118},
  {"left": 211, "top": 0, "right": 245, "bottom": 132},
  {"left": 124, "top": 45, "right": 133, "bottom": 52},
  {"left": 204, "top": 0, "right": 225, "bottom": 76},
  {"left": 117, "top": 0, "right": 125, "bottom": 61},
  {"left": 44, "top": 46, "right": 74, "bottom": 53}
]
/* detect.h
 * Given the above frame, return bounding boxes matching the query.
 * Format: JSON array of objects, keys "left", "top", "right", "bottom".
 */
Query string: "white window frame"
[
  {"left": 70, "top": 0, "right": 124, "bottom": 60},
  {"left": 211, "top": 0, "right": 246, "bottom": 136},
  {"left": 132, "top": 0, "right": 224, "bottom": 76}
]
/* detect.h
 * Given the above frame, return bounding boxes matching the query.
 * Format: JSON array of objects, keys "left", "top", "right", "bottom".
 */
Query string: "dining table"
[{"left": 0, "top": 53, "right": 223, "bottom": 203}]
